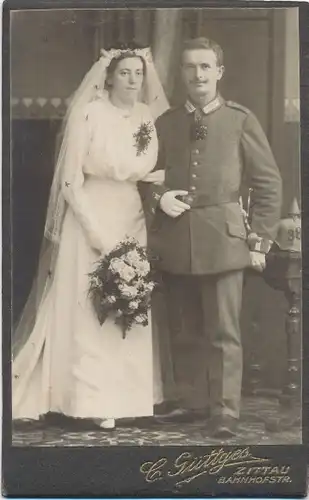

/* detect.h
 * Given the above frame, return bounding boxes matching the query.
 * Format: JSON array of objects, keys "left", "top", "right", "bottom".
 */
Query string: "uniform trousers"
[{"left": 162, "top": 270, "right": 244, "bottom": 419}]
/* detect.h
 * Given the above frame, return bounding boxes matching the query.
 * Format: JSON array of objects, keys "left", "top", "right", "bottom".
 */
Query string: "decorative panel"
[{"left": 11, "top": 9, "right": 155, "bottom": 119}]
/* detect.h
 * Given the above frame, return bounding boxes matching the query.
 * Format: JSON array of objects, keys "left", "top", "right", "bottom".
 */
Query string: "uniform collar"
[{"left": 184, "top": 94, "right": 224, "bottom": 115}]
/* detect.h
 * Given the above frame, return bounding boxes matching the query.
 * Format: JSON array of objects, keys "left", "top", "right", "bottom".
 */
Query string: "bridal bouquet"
[{"left": 88, "top": 237, "right": 156, "bottom": 338}]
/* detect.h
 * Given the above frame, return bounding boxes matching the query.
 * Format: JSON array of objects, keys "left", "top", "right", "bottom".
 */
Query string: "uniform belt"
[{"left": 178, "top": 192, "right": 239, "bottom": 208}]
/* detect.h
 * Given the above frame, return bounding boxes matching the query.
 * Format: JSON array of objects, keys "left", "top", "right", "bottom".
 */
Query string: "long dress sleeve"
[
  {"left": 137, "top": 105, "right": 159, "bottom": 176},
  {"left": 60, "top": 107, "right": 107, "bottom": 253},
  {"left": 138, "top": 112, "right": 169, "bottom": 223}
]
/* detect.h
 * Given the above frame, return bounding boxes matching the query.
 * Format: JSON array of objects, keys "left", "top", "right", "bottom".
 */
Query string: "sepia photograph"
[{"left": 10, "top": 6, "right": 302, "bottom": 448}]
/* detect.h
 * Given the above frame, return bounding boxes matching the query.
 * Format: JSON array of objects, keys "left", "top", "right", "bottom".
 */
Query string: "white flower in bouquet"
[
  {"left": 135, "top": 279, "right": 154, "bottom": 295},
  {"left": 129, "top": 300, "right": 139, "bottom": 310},
  {"left": 144, "top": 281, "right": 155, "bottom": 292},
  {"left": 135, "top": 279, "right": 146, "bottom": 291},
  {"left": 125, "top": 249, "right": 141, "bottom": 267},
  {"left": 118, "top": 283, "right": 138, "bottom": 298},
  {"left": 110, "top": 257, "right": 126, "bottom": 274},
  {"left": 119, "top": 265, "right": 136, "bottom": 282},
  {"left": 106, "top": 295, "right": 116, "bottom": 304},
  {"left": 135, "top": 314, "right": 147, "bottom": 324},
  {"left": 91, "top": 276, "right": 102, "bottom": 288},
  {"left": 110, "top": 258, "right": 135, "bottom": 282},
  {"left": 135, "top": 259, "right": 150, "bottom": 277}
]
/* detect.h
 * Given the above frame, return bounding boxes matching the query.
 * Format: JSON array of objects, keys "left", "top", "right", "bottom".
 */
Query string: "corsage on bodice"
[{"left": 83, "top": 99, "right": 158, "bottom": 182}]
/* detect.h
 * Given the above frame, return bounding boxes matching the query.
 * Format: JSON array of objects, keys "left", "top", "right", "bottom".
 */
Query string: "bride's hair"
[{"left": 105, "top": 51, "right": 147, "bottom": 87}]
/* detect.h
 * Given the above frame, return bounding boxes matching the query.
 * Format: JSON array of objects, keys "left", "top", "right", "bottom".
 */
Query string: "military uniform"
[{"left": 140, "top": 95, "right": 282, "bottom": 419}]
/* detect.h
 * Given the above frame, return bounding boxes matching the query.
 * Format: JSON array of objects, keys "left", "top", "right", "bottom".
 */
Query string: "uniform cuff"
[
  {"left": 151, "top": 186, "right": 169, "bottom": 214},
  {"left": 247, "top": 233, "right": 273, "bottom": 254}
]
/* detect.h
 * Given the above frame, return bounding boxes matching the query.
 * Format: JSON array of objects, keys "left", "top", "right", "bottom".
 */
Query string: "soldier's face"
[{"left": 181, "top": 49, "right": 224, "bottom": 100}]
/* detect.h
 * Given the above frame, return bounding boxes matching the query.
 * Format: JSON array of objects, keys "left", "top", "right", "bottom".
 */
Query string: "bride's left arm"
[
  {"left": 138, "top": 109, "right": 169, "bottom": 221},
  {"left": 142, "top": 169, "right": 165, "bottom": 185},
  {"left": 139, "top": 106, "right": 159, "bottom": 175}
]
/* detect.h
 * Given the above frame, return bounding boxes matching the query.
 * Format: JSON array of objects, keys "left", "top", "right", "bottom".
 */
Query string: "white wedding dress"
[{"left": 12, "top": 98, "right": 163, "bottom": 420}]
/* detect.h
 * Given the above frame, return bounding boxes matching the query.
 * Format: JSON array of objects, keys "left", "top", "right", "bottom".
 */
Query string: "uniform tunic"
[{"left": 142, "top": 95, "right": 282, "bottom": 275}]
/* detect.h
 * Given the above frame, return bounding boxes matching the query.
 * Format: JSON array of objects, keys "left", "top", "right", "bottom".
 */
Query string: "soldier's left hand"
[{"left": 250, "top": 251, "right": 266, "bottom": 272}]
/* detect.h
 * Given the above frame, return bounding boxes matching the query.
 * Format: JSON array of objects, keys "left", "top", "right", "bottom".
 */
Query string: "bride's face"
[{"left": 108, "top": 57, "right": 144, "bottom": 105}]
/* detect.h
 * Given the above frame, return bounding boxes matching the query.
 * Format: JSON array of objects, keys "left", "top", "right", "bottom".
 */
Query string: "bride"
[{"left": 12, "top": 47, "right": 169, "bottom": 430}]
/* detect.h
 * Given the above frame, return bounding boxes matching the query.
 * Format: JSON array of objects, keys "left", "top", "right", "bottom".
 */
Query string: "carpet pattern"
[{"left": 12, "top": 397, "right": 302, "bottom": 447}]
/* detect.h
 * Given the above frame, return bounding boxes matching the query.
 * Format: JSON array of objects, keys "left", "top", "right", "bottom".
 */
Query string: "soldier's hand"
[
  {"left": 250, "top": 251, "right": 266, "bottom": 272},
  {"left": 160, "top": 190, "right": 191, "bottom": 218}
]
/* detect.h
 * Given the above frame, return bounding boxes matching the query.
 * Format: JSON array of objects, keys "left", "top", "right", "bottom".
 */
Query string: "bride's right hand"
[
  {"left": 142, "top": 170, "right": 165, "bottom": 185},
  {"left": 90, "top": 235, "right": 112, "bottom": 257}
]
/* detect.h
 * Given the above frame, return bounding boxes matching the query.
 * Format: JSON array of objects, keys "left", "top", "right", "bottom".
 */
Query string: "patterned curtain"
[
  {"left": 93, "top": 9, "right": 182, "bottom": 100},
  {"left": 92, "top": 9, "right": 156, "bottom": 54},
  {"left": 182, "top": 9, "right": 204, "bottom": 38}
]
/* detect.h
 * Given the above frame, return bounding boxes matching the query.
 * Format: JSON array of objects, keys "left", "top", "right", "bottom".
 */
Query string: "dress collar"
[{"left": 184, "top": 94, "right": 224, "bottom": 115}]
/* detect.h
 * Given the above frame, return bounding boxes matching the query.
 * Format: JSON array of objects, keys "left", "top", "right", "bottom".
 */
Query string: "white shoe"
[{"left": 99, "top": 418, "right": 116, "bottom": 430}]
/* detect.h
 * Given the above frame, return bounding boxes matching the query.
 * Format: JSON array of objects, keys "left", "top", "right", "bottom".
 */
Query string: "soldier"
[{"left": 141, "top": 37, "right": 282, "bottom": 437}]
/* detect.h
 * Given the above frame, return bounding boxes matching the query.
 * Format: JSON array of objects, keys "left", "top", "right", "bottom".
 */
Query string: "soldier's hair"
[{"left": 181, "top": 37, "right": 224, "bottom": 66}]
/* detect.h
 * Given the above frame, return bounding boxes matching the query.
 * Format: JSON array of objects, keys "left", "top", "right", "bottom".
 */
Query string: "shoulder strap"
[{"left": 225, "top": 100, "right": 251, "bottom": 115}]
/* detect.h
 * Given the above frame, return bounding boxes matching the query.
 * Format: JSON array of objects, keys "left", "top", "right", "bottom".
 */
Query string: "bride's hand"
[
  {"left": 91, "top": 239, "right": 113, "bottom": 258},
  {"left": 142, "top": 170, "right": 165, "bottom": 185}
]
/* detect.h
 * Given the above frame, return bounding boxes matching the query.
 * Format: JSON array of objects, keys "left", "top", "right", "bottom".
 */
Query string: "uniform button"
[
  {"left": 192, "top": 173, "right": 197, "bottom": 179},
  {"left": 193, "top": 149, "right": 199, "bottom": 154},
  {"left": 190, "top": 186, "right": 197, "bottom": 191},
  {"left": 192, "top": 161, "right": 198, "bottom": 166}
]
